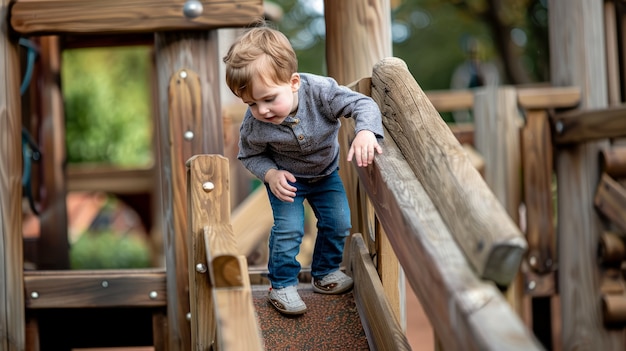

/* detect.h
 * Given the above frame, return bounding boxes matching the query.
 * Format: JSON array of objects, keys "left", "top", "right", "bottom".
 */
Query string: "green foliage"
[
  {"left": 62, "top": 46, "right": 153, "bottom": 166},
  {"left": 70, "top": 230, "right": 152, "bottom": 269},
  {"left": 270, "top": 0, "right": 548, "bottom": 89}
]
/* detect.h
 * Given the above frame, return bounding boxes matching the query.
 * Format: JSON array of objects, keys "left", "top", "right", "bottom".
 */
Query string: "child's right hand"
[{"left": 265, "top": 169, "right": 297, "bottom": 202}]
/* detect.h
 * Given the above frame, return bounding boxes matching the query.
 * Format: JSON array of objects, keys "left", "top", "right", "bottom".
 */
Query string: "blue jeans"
[{"left": 265, "top": 169, "right": 351, "bottom": 289}]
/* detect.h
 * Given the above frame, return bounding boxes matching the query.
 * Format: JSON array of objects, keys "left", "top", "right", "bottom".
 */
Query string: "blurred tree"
[
  {"left": 269, "top": 0, "right": 549, "bottom": 89},
  {"left": 62, "top": 46, "right": 153, "bottom": 166}
]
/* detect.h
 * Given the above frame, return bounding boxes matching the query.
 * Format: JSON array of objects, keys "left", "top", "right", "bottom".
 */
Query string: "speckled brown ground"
[{"left": 252, "top": 284, "right": 370, "bottom": 351}]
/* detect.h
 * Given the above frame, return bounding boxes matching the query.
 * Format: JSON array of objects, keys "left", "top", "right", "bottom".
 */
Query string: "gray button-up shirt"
[{"left": 237, "top": 73, "right": 384, "bottom": 182}]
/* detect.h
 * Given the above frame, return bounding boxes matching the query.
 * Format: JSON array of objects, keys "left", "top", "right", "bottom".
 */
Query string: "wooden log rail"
[
  {"left": 10, "top": 0, "right": 263, "bottom": 35},
  {"left": 345, "top": 57, "right": 542, "bottom": 350},
  {"left": 186, "top": 154, "right": 263, "bottom": 351}
]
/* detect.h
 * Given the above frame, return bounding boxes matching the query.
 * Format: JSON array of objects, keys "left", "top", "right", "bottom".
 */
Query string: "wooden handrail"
[
  {"left": 345, "top": 57, "right": 543, "bottom": 350},
  {"left": 369, "top": 57, "right": 527, "bottom": 286}
]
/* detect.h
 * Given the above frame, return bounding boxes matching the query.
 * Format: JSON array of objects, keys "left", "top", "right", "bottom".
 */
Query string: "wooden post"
[
  {"left": 0, "top": 0, "right": 26, "bottom": 347},
  {"left": 155, "top": 30, "right": 223, "bottom": 351},
  {"left": 36, "top": 36, "right": 70, "bottom": 270},
  {"left": 549, "top": 0, "right": 620, "bottom": 349},
  {"left": 324, "top": 0, "right": 403, "bottom": 323}
]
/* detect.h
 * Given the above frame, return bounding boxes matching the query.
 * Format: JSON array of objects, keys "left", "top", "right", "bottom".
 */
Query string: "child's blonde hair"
[{"left": 223, "top": 25, "right": 298, "bottom": 100}]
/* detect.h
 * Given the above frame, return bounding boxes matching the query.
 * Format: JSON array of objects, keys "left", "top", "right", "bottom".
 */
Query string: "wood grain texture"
[
  {"left": 552, "top": 104, "right": 626, "bottom": 145},
  {"left": 550, "top": 0, "right": 620, "bottom": 349},
  {"left": 24, "top": 269, "right": 167, "bottom": 308},
  {"left": 10, "top": 0, "right": 263, "bottom": 35},
  {"left": 155, "top": 30, "right": 222, "bottom": 351},
  {"left": 187, "top": 155, "right": 262, "bottom": 351},
  {"left": 186, "top": 155, "right": 224, "bottom": 350},
  {"left": 594, "top": 173, "right": 626, "bottom": 235},
  {"left": 371, "top": 57, "right": 526, "bottom": 286},
  {"left": 351, "top": 234, "right": 411, "bottom": 351},
  {"left": 0, "top": 1, "right": 26, "bottom": 347},
  {"left": 522, "top": 110, "right": 556, "bottom": 274},
  {"left": 600, "top": 146, "right": 626, "bottom": 178},
  {"left": 350, "top": 124, "right": 541, "bottom": 350}
]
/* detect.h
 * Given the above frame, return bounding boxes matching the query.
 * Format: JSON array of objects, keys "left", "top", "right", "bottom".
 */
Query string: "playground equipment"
[{"left": 2, "top": 0, "right": 626, "bottom": 350}]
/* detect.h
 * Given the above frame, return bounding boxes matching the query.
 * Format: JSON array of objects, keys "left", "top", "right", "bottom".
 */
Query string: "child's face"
[{"left": 242, "top": 73, "right": 300, "bottom": 125}]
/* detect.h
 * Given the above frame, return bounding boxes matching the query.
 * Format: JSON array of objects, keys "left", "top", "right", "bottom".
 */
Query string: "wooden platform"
[{"left": 251, "top": 284, "right": 370, "bottom": 351}]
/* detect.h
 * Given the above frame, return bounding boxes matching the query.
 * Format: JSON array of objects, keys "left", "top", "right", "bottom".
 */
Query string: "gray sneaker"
[
  {"left": 268, "top": 285, "right": 307, "bottom": 315},
  {"left": 312, "top": 270, "right": 353, "bottom": 294}
]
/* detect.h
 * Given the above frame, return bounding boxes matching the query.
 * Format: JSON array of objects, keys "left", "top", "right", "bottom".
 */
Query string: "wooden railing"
[{"left": 341, "top": 57, "right": 542, "bottom": 350}]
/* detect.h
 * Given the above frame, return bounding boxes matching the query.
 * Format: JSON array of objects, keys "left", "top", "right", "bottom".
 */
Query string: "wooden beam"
[
  {"left": 24, "top": 269, "right": 167, "bottom": 308},
  {"left": 67, "top": 165, "right": 155, "bottom": 194},
  {"left": 186, "top": 154, "right": 262, "bottom": 351},
  {"left": 371, "top": 57, "right": 527, "bottom": 286},
  {"left": 517, "top": 86, "right": 580, "bottom": 110},
  {"left": 521, "top": 110, "right": 556, "bottom": 274},
  {"left": 348, "top": 116, "right": 542, "bottom": 350},
  {"left": 11, "top": 0, "right": 263, "bottom": 35},
  {"left": 0, "top": 0, "right": 26, "bottom": 347},
  {"left": 350, "top": 234, "right": 411, "bottom": 351},
  {"left": 552, "top": 105, "right": 626, "bottom": 145},
  {"left": 425, "top": 89, "right": 474, "bottom": 112}
]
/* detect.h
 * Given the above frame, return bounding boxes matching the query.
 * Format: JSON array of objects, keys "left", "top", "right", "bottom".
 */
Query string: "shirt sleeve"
[
  {"left": 237, "top": 114, "right": 278, "bottom": 182},
  {"left": 320, "top": 76, "right": 385, "bottom": 139}
]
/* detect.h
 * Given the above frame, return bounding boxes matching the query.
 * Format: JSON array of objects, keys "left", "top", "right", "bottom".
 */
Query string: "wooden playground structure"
[{"left": 2, "top": 0, "right": 626, "bottom": 350}]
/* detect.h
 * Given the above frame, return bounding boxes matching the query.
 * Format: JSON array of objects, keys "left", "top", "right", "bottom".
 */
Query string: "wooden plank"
[
  {"left": 10, "top": 0, "right": 263, "bottom": 35},
  {"left": 351, "top": 234, "right": 411, "bottom": 351},
  {"left": 187, "top": 154, "right": 262, "bottom": 350},
  {"left": 425, "top": 89, "right": 474, "bottom": 112},
  {"left": 37, "top": 36, "right": 70, "bottom": 270},
  {"left": 187, "top": 154, "right": 228, "bottom": 349},
  {"left": 371, "top": 57, "right": 527, "bottom": 286},
  {"left": 155, "top": 30, "right": 222, "bottom": 351},
  {"left": 605, "top": 1, "right": 621, "bottom": 105},
  {"left": 552, "top": 105, "right": 626, "bottom": 145},
  {"left": 550, "top": 0, "right": 620, "bottom": 349},
  {"left": 474, "top": 86, "right": 522, "bottom": 224},
  {"left": 24, "top": 269, "right": 167, "bottom": 308},
  {"left": 594, "top": 173, "right": 626, "bottom": 234},
  {"left": 516, "top": 86, "right": 580, "bottom": 110},
  {"left": 351, "top": 127, "right": 542, "bottom": 350},
  {"left": 67, "top": 165, "right": 155, "bottom": 194},
  {"left": 212, "top": 257, "right": 263, "bottom": 350},
  {"left": 474, "top": 86, "right": 524, "bottom": 315},
  {"left": 0, "top": 0, "right": 26, "bottom": 347},
  {"left": 521, "top": 110, "right": 556, "bottom": 274}
]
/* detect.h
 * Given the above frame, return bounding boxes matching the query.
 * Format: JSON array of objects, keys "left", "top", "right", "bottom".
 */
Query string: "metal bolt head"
[
  {"left": 555, "top": 121, "right": 564, "bottom": 134},
  {"left": 196, "top": 263, "right": 207, "bottom": 273},
  {"left": 179, "top": 70, "right": 188, "bottom": 79},
  {"left": 149, "top": 291, "right": 158, "bottom": 299},
  {"left": 528, "top": 280, "right": 536, "bottom": 290},
  {"left": 101, "top": 281, "right": 109, "bottom": 288},
  {"left": 184, "top": 130, "right": 194, "bottom": 141},
  {"left": 186, "top": 312, "right": 192, "bottom": 321},
  {"left": 183, "top": 0, "right": 203, "bottom": 18},
  {"left": 202, "top": 182, "right": 214, "bottom": 192},
  {"left": 31, "top": 291, "right": 39, "bottom": 299}
]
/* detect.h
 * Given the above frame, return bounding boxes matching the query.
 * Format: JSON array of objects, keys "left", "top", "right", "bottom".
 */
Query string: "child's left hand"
[{"left": 347, "top": 130, "right": 383, "bottom": 167}]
